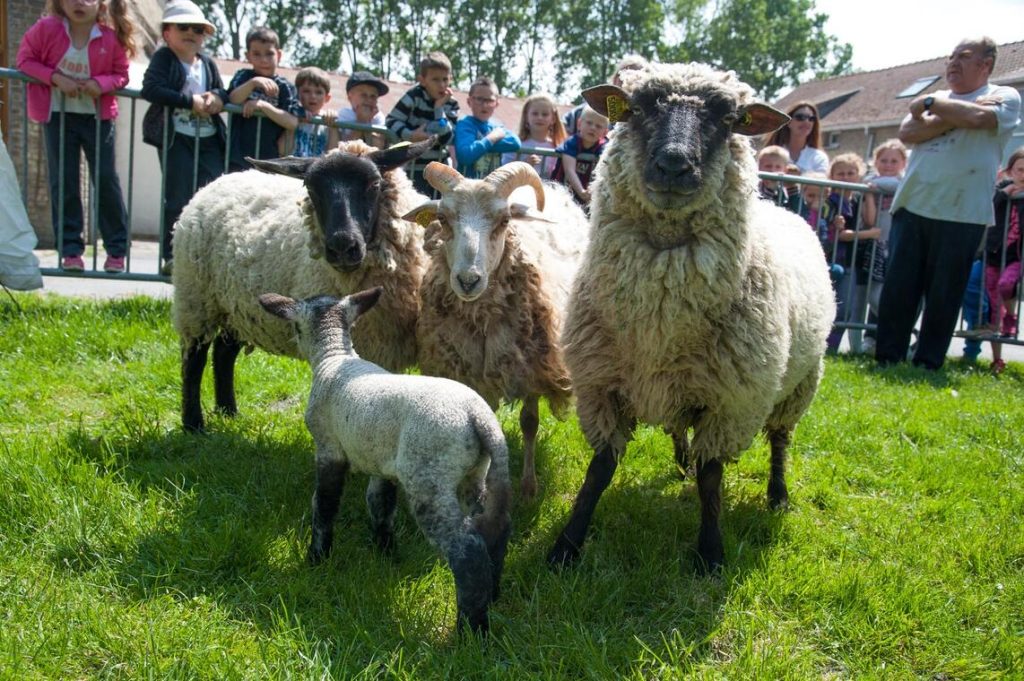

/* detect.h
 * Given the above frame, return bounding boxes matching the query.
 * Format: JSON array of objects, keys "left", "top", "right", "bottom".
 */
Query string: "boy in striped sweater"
[{"left": 385, "top": 51, "right": 459, "bottom": 197}]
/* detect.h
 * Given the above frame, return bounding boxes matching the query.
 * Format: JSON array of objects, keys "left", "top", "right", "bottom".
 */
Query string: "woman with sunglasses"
[
  {"left": 764, "top": 101, "right": 829, "bottom": 175},
  {"left": 141, "top": 0, "right": 226, "bottom": 275}
]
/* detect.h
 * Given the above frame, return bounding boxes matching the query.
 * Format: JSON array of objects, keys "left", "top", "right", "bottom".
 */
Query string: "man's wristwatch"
[{"left": 923, "top": 96, "right": 935, "bottom": 112}]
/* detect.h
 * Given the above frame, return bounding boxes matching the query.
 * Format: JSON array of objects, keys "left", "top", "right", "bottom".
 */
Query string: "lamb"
[
  {"left": 172, "top": 138, "right": 435, "bottom": 433},
  {"left": 402, "top": 161, "right": 590, "bottom": 499},
  {"left": 258, "top": 287, "right": 511, "bottom": 635},
  {"left": 545, "top": 63, "right": 836, "bottom": 572}
]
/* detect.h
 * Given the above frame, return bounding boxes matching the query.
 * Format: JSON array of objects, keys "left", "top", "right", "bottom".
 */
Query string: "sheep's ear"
[
  {"left": 582, "top": 84, "right": 632, "bottom": 124},
  {"left": 247, "top": 156, "right": 317, "bottom": 179},
  {"left": 733, "top": 104, "right": 790, "bottom": 136},
  {"left": 346, "top": 287, "right": 383, "bottom": 318},
  {"left": 509, "top": 202, "right": 531, "bottom": 218},
  {"left": 258, "top": 293, "right": 299, "bottom": 321},
  {"left": 402, "top": 201, "right": 440, "bottom": 228},
  {"left": 370, "top": 136, "right": 440, "bottom": 172}
]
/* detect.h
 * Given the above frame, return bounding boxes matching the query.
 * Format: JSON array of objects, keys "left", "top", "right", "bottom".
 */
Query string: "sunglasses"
[
  {"left": 791, "top": 113, "right": 817, "bottom": 122},
  {"left": 176, "top": 24, "right": 207, "bottom": 35}
]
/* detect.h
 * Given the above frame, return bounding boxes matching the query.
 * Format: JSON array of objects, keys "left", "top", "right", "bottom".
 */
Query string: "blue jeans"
[
  {"left": 44, "top": 113, "right": 128, "bottom": 257},
  {"left": 961, "top": 259, "right": 989, "bottom": 359},
  {"left": 876, "top": 209, "right": 985, "bottom": 369}
]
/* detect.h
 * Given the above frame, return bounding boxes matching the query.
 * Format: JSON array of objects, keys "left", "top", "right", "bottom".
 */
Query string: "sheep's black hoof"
[
  {"left": 182, "top": 419, "right": 205, "bottom": 435},
  {"left": 458, "top": 609, "right": 490, "bottom": 636},
  {"left": 373, "top": 531, "right": 397, "bottom": 557},
  {"left": 767, "top": 481, "right": 789, "bottom": 511},
  {"left": 695, "top": 532, "right": 724, "bottom": 575},
  {"left": 546, "top": 537, "right": 581, "bottom": 570},
  {"left": 214, "top": 404, "right": 238, "bottom": 417},
  {"left": 307, "top": 543, "right": 330, "bottom": 566}
]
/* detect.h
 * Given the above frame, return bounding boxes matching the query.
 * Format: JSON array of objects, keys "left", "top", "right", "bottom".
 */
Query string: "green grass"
[{"left": 1, "top": 293, "right": 1022, "bottom": 679}]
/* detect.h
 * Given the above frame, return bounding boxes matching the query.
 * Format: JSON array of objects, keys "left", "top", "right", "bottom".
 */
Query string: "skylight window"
[{"left": 897, "top": 76, "right": 940, "bottom": 98}]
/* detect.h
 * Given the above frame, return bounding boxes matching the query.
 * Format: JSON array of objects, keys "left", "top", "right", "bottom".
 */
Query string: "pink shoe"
[
  {"left": 103, "top": 255, "right": 125, "bottom": 273},
  {"left": 1001, "top": 314, "right": 1018, "bottom": 338},
  {"left": 62, "top": 255, "right": 85, "bottom": 271},
  {"left": 991, "top": 358, "right": 1007, "bottom": 376}
]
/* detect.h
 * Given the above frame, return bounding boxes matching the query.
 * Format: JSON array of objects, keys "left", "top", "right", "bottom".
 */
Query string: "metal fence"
[{"left": 3, "top": 66, "right": 1020, "bottom": 351}]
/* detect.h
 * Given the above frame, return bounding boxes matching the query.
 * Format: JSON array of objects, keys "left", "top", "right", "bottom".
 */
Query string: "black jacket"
[{"left": 141, "top": 47, "right": 227, "bottom": 147}]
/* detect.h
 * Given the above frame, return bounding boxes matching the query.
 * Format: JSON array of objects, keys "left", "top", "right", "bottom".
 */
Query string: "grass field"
[{"left": 1, "top": 293, "right": 1022, "bottom": 679}]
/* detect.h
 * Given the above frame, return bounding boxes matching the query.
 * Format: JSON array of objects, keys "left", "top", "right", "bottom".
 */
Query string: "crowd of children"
[{"left": 14, "top": 1, "right": 1021, "bottom": 372}]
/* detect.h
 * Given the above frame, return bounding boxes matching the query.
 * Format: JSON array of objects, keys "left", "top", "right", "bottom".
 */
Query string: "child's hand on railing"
[
  {"left": 51, "top": 72, "right": 80, "bottom": 97},
  {"left": 80, "top": 79, "right": 101, "bottom": 99}
]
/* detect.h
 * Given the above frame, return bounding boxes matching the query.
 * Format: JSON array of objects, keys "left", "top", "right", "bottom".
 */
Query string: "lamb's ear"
[
  {"left": 247, "top": 156, "right": 317, "bottom": 178},
  {"left": 346, "top": 287, "right": 383, "bottom": 319},
  {"left": 582, "top": 84, "right": 632, "bottom": 124},
  {"left": 733, "top": 103, "right": 790, "bottom": 136},
  {"left": 258, "top": 293, "right": 299, "bottom": 321},
  {"left": 369, "top": 136, "right": 440, "bottom": 172},
  {"left": 402, "top": 201, "right": 440, "bottom": 227}
]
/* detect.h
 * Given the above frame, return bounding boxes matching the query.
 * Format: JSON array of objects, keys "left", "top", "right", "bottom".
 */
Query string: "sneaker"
[
  {"left": 861, "top": 337, "right": 876, "bottom": 355},
  {"left": 160, "top": 259, "right": 173, "bottom": 277},
  {"left": 62, "top": 255, "right": 85, "bottom": 271},
  {"left": 103, "top": 255, "right": 125, "bottom": 273},
  {"left": 991, "top": 359, "right": 1007, "bottom": 376}
]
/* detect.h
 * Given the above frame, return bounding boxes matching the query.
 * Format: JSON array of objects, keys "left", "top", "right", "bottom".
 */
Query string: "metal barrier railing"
[{"left": 3, "top": 64, "right": 1020, "bottom": 353}]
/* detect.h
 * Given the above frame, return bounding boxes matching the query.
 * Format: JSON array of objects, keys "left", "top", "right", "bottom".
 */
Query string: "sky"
[{"left": 814, "top": 0, "right": 1024, "bottom": 72}]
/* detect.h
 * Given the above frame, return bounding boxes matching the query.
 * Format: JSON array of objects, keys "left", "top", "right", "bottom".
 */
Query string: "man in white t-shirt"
[{"left": 876, "top": 37, "right": 1021, "bottom": 370}]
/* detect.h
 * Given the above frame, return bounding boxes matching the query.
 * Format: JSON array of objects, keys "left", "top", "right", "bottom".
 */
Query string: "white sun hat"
[{"left": 162, "top": 0, "right": 216, "bottom": 36}]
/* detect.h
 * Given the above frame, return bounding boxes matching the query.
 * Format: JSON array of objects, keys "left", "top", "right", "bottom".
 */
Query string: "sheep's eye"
[
  {"left": 369, "top": 180, "right": 382, "bottom": 192},
  {"left": 722, "top": 111, "right": 739, "bottom": 125}
]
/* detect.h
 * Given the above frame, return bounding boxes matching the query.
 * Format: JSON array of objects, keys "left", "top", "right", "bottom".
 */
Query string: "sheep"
[
  {"left": 172, "top": 138, "right": 436, "bottom": 433},
  {"left": 258, "top": 287, "right": 512, "bottom": 635},
  {"left": 402, "top": 161, "right": 590, "bottom": 499},
  {"left": 545, "top": 63, "right": 836, "bottom": 572}
]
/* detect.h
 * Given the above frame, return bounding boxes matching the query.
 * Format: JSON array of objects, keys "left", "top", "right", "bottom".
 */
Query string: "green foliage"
[
  {"left": 189, "top": 0, "right": 850, "bottom": 100},
  {"left": 5, "top": 295, "right": 1019, "bottom": 676}
]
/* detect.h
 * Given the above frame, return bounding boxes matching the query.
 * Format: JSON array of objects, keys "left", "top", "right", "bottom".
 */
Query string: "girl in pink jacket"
[{"left": 16, "top": 0, "right": 136, "bottom": 273}]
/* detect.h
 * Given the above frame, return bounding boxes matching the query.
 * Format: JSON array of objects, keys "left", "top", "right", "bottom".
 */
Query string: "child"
[
  {"left": 385, "top": 51, "right": 459, "bottom": 197},
  {"left": 339, "top": 70, "right": 389, "bottom": 149},
  {"left": 227, "top": 26, "right": 298, "bottom": 171},
  {"left": 289, "top": 66, "right": 339, "bottom": 157},
  {"left": 16, "top": 0, "right": 135, "bottom": 273},
  {"left": 551, "top": 105, "right": 609, "bottom": 207},
  {"left": 757, "top": 145, "right": 798, "bottom": 210},
  {"left": 859, "top": 139, "right": 908, "bottom": 355},
  {"left": 799, "top": 173, "right": 845, "bottom": 283},
  {"left": 141, "top": 0, "right": 226, "bottom": 274},
  {"left": 828, "top": 153, "right": 867, "bottom": 352},
  {"left": 502, "top": 93, "right": 566, "bottom": 179},
  {"left": 454, "top": 76, "right": 520, "bottom": 179},
  {"left": 984, "top": 148, "right": 1024, "bottom": 374}
]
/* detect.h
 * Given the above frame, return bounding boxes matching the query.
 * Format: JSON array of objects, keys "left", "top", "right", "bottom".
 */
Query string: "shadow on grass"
[{"left": 49, "top": 412, "right": 787, "bottom": 670}]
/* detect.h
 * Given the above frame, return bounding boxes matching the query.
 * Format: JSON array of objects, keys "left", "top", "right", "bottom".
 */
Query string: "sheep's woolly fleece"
[
  {"left": 564, "top": 62, "right": 835, "bottom": 464},
  {"left": 172, "top": 141, "right": 427, "bottom": 372},
  {"left": 416, "top": 182, "right": 587, "bottom": 415}
]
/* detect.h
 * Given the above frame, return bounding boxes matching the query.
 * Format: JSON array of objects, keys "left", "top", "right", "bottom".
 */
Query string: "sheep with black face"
[
  {"left": 172, "top": 138, "right": 435, "bottom": 433},
  {"left": 546, "top": 63, "right": 836, "bottom": 572}
]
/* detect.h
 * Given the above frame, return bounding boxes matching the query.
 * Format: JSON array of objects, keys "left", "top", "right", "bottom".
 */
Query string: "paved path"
[{"left": 27, "top": 241, "right": 1022, "bottom": 364}]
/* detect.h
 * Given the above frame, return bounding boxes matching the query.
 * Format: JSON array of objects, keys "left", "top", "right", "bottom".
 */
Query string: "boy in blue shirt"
[
  {"left": 551, "top": 105, "right": 608, "bottom": 206},
  {"left": 454, "top": 76, "right": 520, "bottom": 179},
  {"left": 227, "top": 26, "right": 298, "bottom": 171}
]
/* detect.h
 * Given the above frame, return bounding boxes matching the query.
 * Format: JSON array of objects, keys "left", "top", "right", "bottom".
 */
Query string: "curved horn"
[
  {"left": 423, "top": 162, "right": 464, "bottom": 195},
  {"left": 484, "top": 162, "right": 545, "bottom": 212}
]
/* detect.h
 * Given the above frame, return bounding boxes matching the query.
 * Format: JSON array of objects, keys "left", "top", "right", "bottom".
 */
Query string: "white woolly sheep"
[
  {"left": 172, "top": 138, "right": 436, "bottom": 433},
  {"left": 546, "top": 63, "right": 836, "bottom": 572},
  {"left": 258, "top": 287, "right": 512, "bottom": 635},
  {"left": 403, "top": 161, "right": 590, "bottom": 499}
]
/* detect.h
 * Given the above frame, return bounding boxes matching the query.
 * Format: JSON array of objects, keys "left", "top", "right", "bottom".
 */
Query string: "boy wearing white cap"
[{"left": 140, "top": 0, "right": 226, "bottom": 274}]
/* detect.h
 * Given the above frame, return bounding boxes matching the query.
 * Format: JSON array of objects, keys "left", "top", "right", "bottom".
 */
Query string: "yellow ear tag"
[
  {"left": 739, "top": 111, "right": 752, "bottom": 127},
  {"left": 415, "top": 211, "right": 434, "bottom": 227},
  {"left": 606, "top": 95, "right": 629, "bottom": 123}
]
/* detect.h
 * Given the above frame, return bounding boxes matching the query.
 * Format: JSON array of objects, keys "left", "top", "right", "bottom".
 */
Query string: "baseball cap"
[{"left": 346, "top": 71, "right": 389, "bottom": 95}]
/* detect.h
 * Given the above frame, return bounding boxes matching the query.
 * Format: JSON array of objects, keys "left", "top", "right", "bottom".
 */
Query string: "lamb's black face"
[
  {"left": 305, "top": 155, "right": 384, "bottom": 273},
  {"left": 627, "top": 86, "right": 739, "bottom": 208}
]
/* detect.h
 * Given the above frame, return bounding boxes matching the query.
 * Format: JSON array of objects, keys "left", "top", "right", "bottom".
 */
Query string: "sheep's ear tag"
[
  {"left": 733, "top": 103, "right": 790, "bottom": 136},
  {"left": 605, "top": 95, "right": 631, "bottom": 123},
  {"left": 414, "top": 211, "right": 433, "bottom": 227}
]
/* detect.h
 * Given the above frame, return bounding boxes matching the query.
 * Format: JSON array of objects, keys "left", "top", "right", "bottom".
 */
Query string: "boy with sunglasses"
[{"left": 141, "top": 0, "right": 227, "bottom": 275}]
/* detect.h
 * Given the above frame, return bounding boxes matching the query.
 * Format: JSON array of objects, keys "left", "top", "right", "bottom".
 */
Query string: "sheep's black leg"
[
  {"left": 473, "top": 473, "right": 511, "bottom": 602},
  {"left": 767, "top": 428, "right": 790, "bottom": 510},
  {"left": 212, "top": 331, "right": 242, "bottom": 416},
  {"left": 547, "top": 442, "right": 619, "bottom": 568},
  {"left": 410, "top": 492, "right": 493, "bottom": 635},
  {"left": 182, "top": 340, "right": 210, "bottom": 433},
  {"left": 308, "top": 458, "right": 349, "bottom": 565},
  {"left": 365, "top": 476, "right": 398, "bottom": 555},
  {"left": 671, "top": 429, "right": 692, "bottom": 479},
  {"left": 695, "top": 457, "right": 725, "bottom": 573},
  {"left": 519, "top": 395, "right": 540, "bottom": 499}
]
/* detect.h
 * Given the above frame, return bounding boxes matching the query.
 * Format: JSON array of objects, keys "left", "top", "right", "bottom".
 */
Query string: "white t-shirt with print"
[
  {"left": 51, "top": 43, "right": 95, "bottom": 115},
  {"left": 172, "top": 59, "right": 217, "bottom": 138}
]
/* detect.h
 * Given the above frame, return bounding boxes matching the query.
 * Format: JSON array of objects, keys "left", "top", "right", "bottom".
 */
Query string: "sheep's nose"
[
  {"left": 457, "top": 272, "right": 481, "bottom": 294},
  {"left": 654, "top": 149, "right": 693, "bottom": 180}
]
